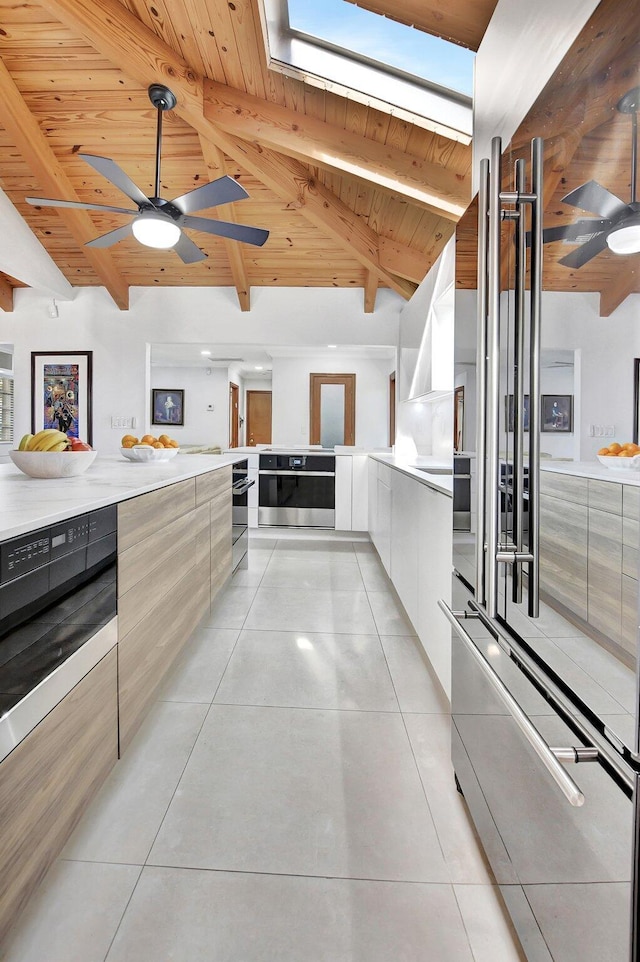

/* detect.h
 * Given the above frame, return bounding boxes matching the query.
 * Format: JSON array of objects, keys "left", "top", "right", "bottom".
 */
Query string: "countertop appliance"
[
  {"left": 258, "top": 452, "right": 335, "bottom": 527},
  {"left": 0, "top": 505, "right": 117, "bottom": 760},
  {"left": 443, "top": 5, "right": 640, "bottom": 959},
  {"left": 231, "top": 459, "right": 253, "bottom": 569}
]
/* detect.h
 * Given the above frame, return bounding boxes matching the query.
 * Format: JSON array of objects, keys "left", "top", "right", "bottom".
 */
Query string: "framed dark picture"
[
  {"left": 505, "top": 394, "right": 530, "bottom": 432},
  {"left": 634, "top": 358, "right": 640, "bottom": 444},
  {"left": 31, "top": 351, "right": 93, "bottom": 444},
  {"left": 541, "top": 394, "right": 572, "bottom": 432},
  {"left": 152, "top": 388, "right": 184, "bottom": 426}
]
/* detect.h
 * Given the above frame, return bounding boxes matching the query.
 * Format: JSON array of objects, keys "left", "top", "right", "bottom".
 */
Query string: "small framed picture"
[
  {"left": 541, "top": 394, "right": 572, "bottom": 432},
  {"left": 152, "top": 389, "right": 184, "bottom": 426},
  {"left": 31, "top": 351, "right": 93, "bottom": 444}
]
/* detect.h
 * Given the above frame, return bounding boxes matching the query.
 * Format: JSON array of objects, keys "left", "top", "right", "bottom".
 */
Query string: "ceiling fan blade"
[
  {"left": 173, "top": 232, "right": 208, "bottom": 264},
  {"left": 557, "top": 230, "right": 610, "bottom": 269},
  {"left": 561, "top": 180, "right": 629, "bottom": 219},
  {"left": 78, "top": 154, "right": 150, "bottom": 206},
  {"left": 542, "top": 219, "right": 611, "bottom": 244},
  {"left": 26, "top": 196, "right": 138, "bottom": 216},
  {"left": 182, "top": 214, "right": 269, "bottom": 247},
  {"left": 170, "top": 175, "right": 249, "bottom": 215},
  {"left": 84, "top": 222, "right": 134, "bottom": 249}
]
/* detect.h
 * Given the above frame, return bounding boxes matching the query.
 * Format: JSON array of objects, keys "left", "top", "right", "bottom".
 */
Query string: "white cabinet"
[
  {"left": 417, "top": 484, "right": 453, "bottom": 696},
  {"left": 376, "top": 464, "right": 392, "bottom": 574},
  {"left": 335, "top": 456, "right": 353, "bottom": 530},
  {"left": 390, "top": 471, "right": 419, "bottom": 626},
  {"left": 335, "top": 455, "right": 369, "bottom": 531},
  {"left": 368, "top": 458, "right": 378, "bottom": 544}
]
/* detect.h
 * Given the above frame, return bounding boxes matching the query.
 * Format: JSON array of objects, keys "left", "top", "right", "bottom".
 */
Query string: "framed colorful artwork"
[
  {"left": 31, "top": 351, "right": 93, "bottom": 444},
  {"left": 152, "top": 388, "right": 184, "bottom": 426}
]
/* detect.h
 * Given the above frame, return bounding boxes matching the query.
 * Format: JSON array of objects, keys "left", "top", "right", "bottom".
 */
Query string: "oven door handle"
[
  {"left": 439, "top": 600, "right": 588, "bottom": 808},
  {"left": 258, "top": 470, "right": 335, "bottom": 477}
]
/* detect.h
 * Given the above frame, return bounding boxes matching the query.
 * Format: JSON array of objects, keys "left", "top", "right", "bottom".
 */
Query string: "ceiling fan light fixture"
[
  {"left": 606, "top": 224, "right": 640, "bottom": 255},
  {"left": 132, "top": 212, "right": 181, "bottom": 249}
]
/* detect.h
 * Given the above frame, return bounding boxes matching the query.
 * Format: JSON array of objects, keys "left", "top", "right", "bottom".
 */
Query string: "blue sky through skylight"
[{"left": 287, "top": 0, "right": 474, "bottom": 97}]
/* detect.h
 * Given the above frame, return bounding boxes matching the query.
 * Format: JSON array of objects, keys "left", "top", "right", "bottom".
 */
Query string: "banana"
[
  {"left": 49, "top": 440, "right": 69, "bottom": 452},
  {"left": 27, "top": 429, "right": 69, "bottom": 451},
  {"left": 18, "top": 433, "right": 34, "bottom": 451}
]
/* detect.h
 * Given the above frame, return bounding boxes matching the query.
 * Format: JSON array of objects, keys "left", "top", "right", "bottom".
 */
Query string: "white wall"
[
  {"left": 4, "top": 285, "right": 401, "bottom": 454},
  {"left": 151, "top": 366, "right": 230, "bottom": 447},
  {"left": 271, "top": 355, "right": 393, "bottom": 449}
]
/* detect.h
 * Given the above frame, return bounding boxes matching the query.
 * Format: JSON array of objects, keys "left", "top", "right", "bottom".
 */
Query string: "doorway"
[
  {"left": 246, "top": 390, "right": 272, "bottom": 446},
  {"left": 229, "top": 382, "right": 239, "bottom": 447},
  {"left": 309, "top": 373, "right": 355, "bottom": 447}
]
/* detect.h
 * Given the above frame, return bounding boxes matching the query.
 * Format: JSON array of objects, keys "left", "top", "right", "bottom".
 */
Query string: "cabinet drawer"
[
  {"left": 118, "top": 479, "right": 195, "bottom": 552},
  {"left": 623, "top": 484, "right": 640, "bottom": 522},
  {"left": 540, "top": 494, "right": 588, "bottom": 619},
  {"left": 621, "top": 574, "right": 639, "bottom": 657},
  {"left": 195, "top": 466, "right": 231, "bottom": 506},
  {"left": 588, "top": 507, "right": 622, "bottom": 642},
  {"left": 118, "top": 503, "right": 207, "bottom": 596},
  {"left": 540, "top": 472, "right": 588, "bottom": 504},
  {"left": 588, "top": 479, "right": 622, "bottom": 516}
]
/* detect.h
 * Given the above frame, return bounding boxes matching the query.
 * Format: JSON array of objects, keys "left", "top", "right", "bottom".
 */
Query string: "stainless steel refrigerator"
[{"left": 443, "top": 2, "right": 640, "bottom": 958}]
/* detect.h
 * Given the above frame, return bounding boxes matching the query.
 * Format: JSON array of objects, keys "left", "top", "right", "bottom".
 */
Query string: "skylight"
[
  {"left": 287, "top": 0, "right": 474, "bottom": 98},
  {"left": 259, "top": 0, "right": 473, "bottom": 141}
]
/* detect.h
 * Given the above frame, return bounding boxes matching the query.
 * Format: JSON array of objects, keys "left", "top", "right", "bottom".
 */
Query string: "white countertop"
[
  {"left": 369, "top": 454, "right": 454, "bottom": 496},
  {"left": 540, "top": 460, "right": 640, "bottom": 486},
  {"left": 0, "top": 453, "right": 243, "bottom": 541}
]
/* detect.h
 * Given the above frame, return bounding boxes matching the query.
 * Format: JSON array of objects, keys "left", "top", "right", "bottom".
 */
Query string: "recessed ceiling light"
[
  {"left": 328, "top": 344, "right": 337, "bottom": 349},
  {"left": 200, "top": 350, "right": 211, "bottom": 355},
  {"left": 254, "top": 365, "right": 264, "bottom": 370}
]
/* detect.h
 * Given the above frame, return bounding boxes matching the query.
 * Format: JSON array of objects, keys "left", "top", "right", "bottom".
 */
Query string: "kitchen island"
[{"left": 0, "top": 453, "right": 243, "bottom": 946}]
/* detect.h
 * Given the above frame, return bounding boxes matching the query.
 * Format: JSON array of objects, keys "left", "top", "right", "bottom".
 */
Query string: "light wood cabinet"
[
  {"left": 0, "top": 649, "right": 118, "bottom": 945},
  {"left": 540, "top": 470, "right": 639, "bottom": 656},
  {"left": 117, "top": 467, "right": 231, "bottom": 749}
]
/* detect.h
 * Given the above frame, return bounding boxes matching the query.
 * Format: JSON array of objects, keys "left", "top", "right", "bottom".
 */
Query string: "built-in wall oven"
[
  {"left": 0, "top": 505, "right": 117, "bottom": 761},
  {"left": 232, "top": 459, "right": 254, "bottom": 569},
  {"left": 258, "top": 453, "right": 335, "bottom": 527}
]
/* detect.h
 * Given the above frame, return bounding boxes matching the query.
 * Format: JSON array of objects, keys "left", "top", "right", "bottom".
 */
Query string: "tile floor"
[{"left": 4, "top": 534, "right": 525, "bottom": 962}]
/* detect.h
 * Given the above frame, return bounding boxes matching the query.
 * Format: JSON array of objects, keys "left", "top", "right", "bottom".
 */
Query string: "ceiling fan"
[
  {"left": 25, "top": 84, "right": 269, "bottom": 264},
  {"left": 537, "top": 85, "right": 640, "bottom": 269}
]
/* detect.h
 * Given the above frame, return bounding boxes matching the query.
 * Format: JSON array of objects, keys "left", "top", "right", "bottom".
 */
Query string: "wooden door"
[
  {"left": 309, "top": 374, "right": 356, "bottom": 447},
  {"left": 229, "top": 382, "right": 239, "bottom": 448},
  {"left": 246, "top": 390, "right": 272, "bottom": 446}
]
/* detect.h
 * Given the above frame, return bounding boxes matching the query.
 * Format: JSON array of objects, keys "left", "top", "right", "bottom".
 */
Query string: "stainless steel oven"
[
  {"left": 258, "top": 453, "right": 335, "bottom": 527},
  {"left": 232, "top": 459, "right": 254, "bottom": 569},
  {"left": 0, "top": 505, "right": 117, "bottom": 761}
]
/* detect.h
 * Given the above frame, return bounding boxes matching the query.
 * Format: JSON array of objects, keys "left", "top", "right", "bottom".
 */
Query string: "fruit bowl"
[
  {"left": 9, "top": 449, "right": 97, "bottom": 478},
  {"left": 120, "top": 445, "right": 180, "bottom": 462},
  {"left": 597, "top": 454, "right": 640, "bottom": 470}
]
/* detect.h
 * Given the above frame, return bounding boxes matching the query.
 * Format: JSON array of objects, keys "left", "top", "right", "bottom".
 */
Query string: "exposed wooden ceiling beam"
[
  {"left": 343, "top": 0, "right": 496, "bottom": 50},
  {"left": 204, "top": 80, "right": 469, "bottom": 220},
  {"left": 0, "top": 275, "right": 14, "bottom": 313},
  {"left": 379, "top": 236, "right": 431, "bottom": 283},
  {"left": 43, "top": 0, "right": 416, "bottom": 300},
  {"left": 364, "top": 272, "right": 378, "bottom": 313},
  {"left": 0, "top": 58, "right": 129, "bottom": 311},
  {"left": 197, "top": 136, "right": 251, "bottom": 312}
]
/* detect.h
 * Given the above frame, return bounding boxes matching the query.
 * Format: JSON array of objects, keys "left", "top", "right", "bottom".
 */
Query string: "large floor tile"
[
  {"left": 62, "top": 701, "right": 208, "bottom": 864},
  {"left": 106, "top": 867, "right": 474, "bottom": 962},
  {"left": 261, "top": 556, "right": 366, "bottom": 590},
  {"left": 244, "top": 586, "right": 377, "bottom": 634},
  {"left": 380, "top": 635, "right": 449, "bottom": 713},
  {"left": 273, "top": 539, "right": 359, "bottom": 563},
  {"left": 454, "top": 884, "right": 527, "bottom": 962},
  {"left": 148, "top": 705, "right": 448, "bottom": 882},
  {"left": 214, "top": 629, "right": 399, "bottom": 711},
  {"left": 367, "top": 588, "right": 417, "bottom": 635},
  {"left": 358, "top": 559, "right": 393, "bottom": 592},
  {"left": 3, "top": 860, "right": 141, "bottom": 962},
  {"left": 201, "top": 585, "right": 258, "bottom": 629},
  {"left": 159, "top": 627, "right": 239, "bottom": 703},
  {"left": 404, "top": 712, "right": 493, "bottom": 884}
]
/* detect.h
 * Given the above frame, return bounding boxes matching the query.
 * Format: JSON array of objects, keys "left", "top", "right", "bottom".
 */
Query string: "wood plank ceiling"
[{"left": 0, "top": 0, "right": 479, "bottom": 312}]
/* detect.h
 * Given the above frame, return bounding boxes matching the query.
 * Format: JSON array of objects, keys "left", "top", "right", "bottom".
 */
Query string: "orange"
[
  {"left": 168, "top": 439, "right": 180, "bottom": 448},
  {"left": 598, "top": 447, "right": 610, "bottom": 456},
  {"left": 152, "top": 441, "right": 164, "bottom": 449},
  {"left": 122, "top": 439, "right": 136, "bottom": 448},
  {"left": 608, "top": 442, "right": 622, "bottom": 454},
  {"left": 140, "top": 434, "right": 156, "bottom": 444},
  {"left": 122, "top": 434, "right": 138, "bottom": 445},
  {"left": 158, "top": 434, "right": 170, "bottom": 444},
  {"left": 618, "top": 450, "right": 634, "bottom": 457}
]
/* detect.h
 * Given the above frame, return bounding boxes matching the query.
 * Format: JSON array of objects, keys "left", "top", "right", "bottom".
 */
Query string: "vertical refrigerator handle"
[
  {"left": 527, "top": 137, "right": 544, "bottom": 618},
  {"left": 475, "top": 158, "right": 490, "bottom": 610}
]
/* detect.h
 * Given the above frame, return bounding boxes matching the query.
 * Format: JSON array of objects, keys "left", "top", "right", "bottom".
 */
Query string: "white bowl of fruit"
[
  {"left": 597, "top": 442, "right": 640, "bottom": 470},
  {"left": 10, "top": 430, "right": 97, "bottom": 478},
  {"left": 120, "top": 433, "right": 180, "bottom": 461}
]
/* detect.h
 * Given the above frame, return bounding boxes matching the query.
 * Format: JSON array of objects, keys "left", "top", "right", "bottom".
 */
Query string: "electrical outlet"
[
  {"left": 111, "top": 416, "right": 136, "bottom": 429},
  {"left": 606, "top": 425, "right": 615, "bottom": 437}
]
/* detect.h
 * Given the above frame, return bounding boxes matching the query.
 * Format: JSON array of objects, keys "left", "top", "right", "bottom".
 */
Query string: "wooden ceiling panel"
[{"left": 343, "top": 0, "right": 499, "bottom": 51}]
